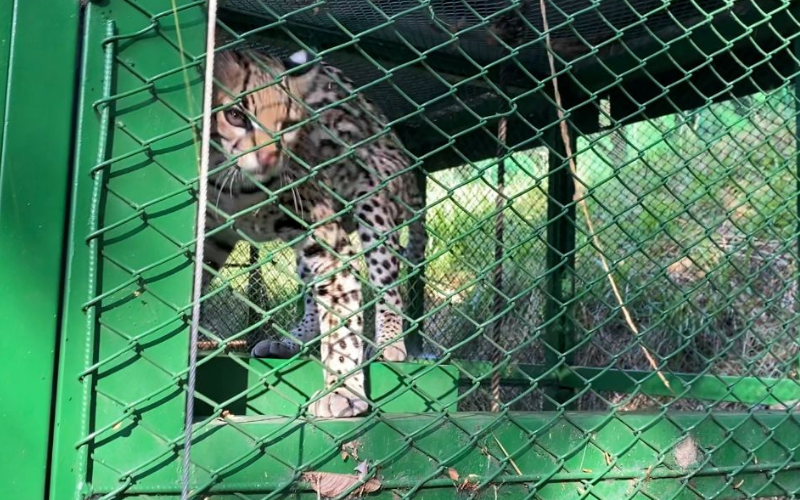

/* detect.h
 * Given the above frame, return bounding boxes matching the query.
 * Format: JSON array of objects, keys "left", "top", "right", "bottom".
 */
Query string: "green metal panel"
[
  {"left": 49, "top": 1, "right": 203, "bottom": 498},
  {"left": 91, "top": 412, "right": 800, "bottom": 498},
  {"left": 41, "top": 1, "right": 800, "bottom": 499},
  {"left": 0, "top": 0, "right": 13, "bottom": 147},
  {"left": 195, "top": 357, "right": 458, "bottom": 417},
  {"left": 455, "top": 362, "right": 800, "bottom": 406},
  {"left": 0, "top": 0, "right": 80, "bottom": 498}
]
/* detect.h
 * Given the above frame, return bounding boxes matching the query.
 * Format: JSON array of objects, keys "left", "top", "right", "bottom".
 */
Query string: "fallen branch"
[{"left": 539, "top": 0, "right": 673, "bottom": 394}]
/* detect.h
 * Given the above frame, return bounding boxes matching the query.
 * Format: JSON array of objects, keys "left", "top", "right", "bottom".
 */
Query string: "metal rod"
[
  {"left": 543, "top": 122, "right": 576, "bottom": 410},
  {"left": 404, "top": 168, "right": 427, "bottom": 358},
  {"left": 90, "top": 460, "right": 800, "bottom": 495},
  {"left": 247, "top": 244, "right": 262, "bottom": 331},
  {"left": 795, "top": 37, "right": 800, "bottom": 378},
  {"left": 78, "top": 21, "right": 116, "bottom": 500}
]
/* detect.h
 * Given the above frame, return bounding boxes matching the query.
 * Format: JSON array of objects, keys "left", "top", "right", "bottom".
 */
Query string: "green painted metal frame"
[
  {"left": 50, "top": 2, "right": 204, "bottom": 498},
  {"left": 456, "top": 361, "right": 800, "bottom": 407},
  {"left": 796, "top": 37, "right": 800, "bottom": 379},
  {"left": 404, "top": 168, "right": 428, "bottom": 357},
  {"left": 0, "top": 0, "right": 80, "bottom": 498},
  {"left": 92, "top": 412, "right": 800, "bottom": 498},
  {"left": 543, "top": 120, "right": 578, "bottom": 410},
  {"left": 37, "top": 1, "right": 800, "bottom": 499}
]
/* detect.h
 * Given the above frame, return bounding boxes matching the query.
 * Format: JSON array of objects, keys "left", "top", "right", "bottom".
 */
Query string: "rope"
[
  {"left": 491, "top": 115, "right": 507, "bottom": 413},
  {"left": 181, "top": 1, "right": 218, "bottom": 498},
  {"left": 538, "top": 0, "right": 672, "bottom": 393}
]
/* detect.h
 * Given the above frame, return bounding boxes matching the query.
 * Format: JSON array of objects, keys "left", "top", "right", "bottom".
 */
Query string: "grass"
[{"left": 202, "top": 86, "right": 800, "bottom": 414}]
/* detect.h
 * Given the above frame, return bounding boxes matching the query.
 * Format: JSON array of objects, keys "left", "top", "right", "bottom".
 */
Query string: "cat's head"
[{"left": 211, "top": 49, "right": 319, "bottom": 183}]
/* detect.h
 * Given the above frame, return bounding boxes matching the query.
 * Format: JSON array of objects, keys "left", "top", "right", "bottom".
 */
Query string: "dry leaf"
[
  {"left": 457, "top": 476, "right": 479, "bottom": 492},
  {"left": 341, "top": 440, "right": 361, "bottom": 461},
  {"left": 582, "top": 468, "right": 592, "bottom": 473},
  {"left": 304, "top": 471, "right": 381, "bottom": 498},
  {"left": 733, "top": 479, "right": 744, "bottom": 489},
  {"left": 221, "top": 410, "right": 234, "bottom": 418},
  {"left": 447, "top": 468, "right": 459, "bottom": 481}
]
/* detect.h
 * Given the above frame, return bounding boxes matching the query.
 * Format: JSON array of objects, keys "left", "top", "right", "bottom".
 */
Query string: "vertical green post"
[
  {"left": 50, "top": 2, "right": 204, "bottom": 497},
  {"left": 405, "top": 168, "right": 427, "bottom": 357},
  {"left": 248, "top": 244, "right": 263, "bottom": 331},
  {"left": 543, "top": 123, "right": 577, "bottom": 410},
  {"left": 796, "top": 38, "right": 800, "bottom": 377},
  {"left": 0, "top": 0, "right": 80, "bottom": 497}
]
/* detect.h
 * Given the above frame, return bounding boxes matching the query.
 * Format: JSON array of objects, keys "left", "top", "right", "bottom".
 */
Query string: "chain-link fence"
[{"left": 54, "top": 0, "right": 800, "bottom": 499}]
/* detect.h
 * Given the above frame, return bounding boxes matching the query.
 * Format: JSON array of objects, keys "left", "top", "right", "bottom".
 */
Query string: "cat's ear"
[
  {"left": 282, "top": 49, "right": 316, "bottom": 73},
  {"left": 282, "top": 50, "right": 320, "bottom": 95},
  {"left": 212, "top": 50, "right": 245, "bottom": 97}
]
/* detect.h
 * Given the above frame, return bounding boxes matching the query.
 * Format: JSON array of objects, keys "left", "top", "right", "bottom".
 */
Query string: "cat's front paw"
[
  {"left": 379, "top": 341, "right": 407, "bottom": 362},
  {"left": 310, "top": 389, "right": 368, "bottom": 418},
  {"left": 250, "top": 340, "right": 299, "bottom": 359}
]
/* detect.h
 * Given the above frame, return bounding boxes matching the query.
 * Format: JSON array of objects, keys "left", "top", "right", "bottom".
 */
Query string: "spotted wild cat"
[{"left": 202, "top": 49, "right": 427, "bottom": 417}]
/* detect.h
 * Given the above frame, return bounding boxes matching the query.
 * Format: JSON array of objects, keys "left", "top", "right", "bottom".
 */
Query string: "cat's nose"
[{"left": 257, "top": 148, "right": 279, "bottom": 168}]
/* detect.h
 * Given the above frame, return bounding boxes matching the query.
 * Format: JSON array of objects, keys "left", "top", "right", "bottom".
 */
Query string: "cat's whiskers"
[
  {"left": 230, "top": 168, "right": 240, "bottom": 200},
  {"left": 215, "top": 168, "right": 233, "bottom": 209},
  {"left": 283, "top": 168, "right": 303, "bottom": 220}
]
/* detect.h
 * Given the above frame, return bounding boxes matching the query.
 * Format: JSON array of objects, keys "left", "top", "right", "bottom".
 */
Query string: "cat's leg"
[
  {"left": 250, "top": 256, "right": 320, "bottom": 358},
  {"left": 356, "top": 194, "right": 407, "bottom": 362},
  {"left": 301, "top": 204, "right": 367, "bottom": 418}
]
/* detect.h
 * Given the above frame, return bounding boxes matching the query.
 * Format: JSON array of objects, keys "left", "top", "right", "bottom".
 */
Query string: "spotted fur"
[{"left": 201, "top": 49, "right": 427, "bottom": 417}]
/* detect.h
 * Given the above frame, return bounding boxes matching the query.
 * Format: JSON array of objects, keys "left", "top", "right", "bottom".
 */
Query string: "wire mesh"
[{"left": 65, "top": 0, "right": 800, "bottom": 498}]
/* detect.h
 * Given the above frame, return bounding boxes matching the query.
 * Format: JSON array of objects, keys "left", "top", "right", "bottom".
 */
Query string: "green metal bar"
[
  {"left": 0, "top": 0, "right": 80, "bottom": 498},
  {"left": 563, "top": 367, "right": 800, "bottom": 407},
  {"left": 0, "top": 0, "right": 12, "bottom": 147},
  {"left": 49, "top": 12, "right": 115, "bottom": 500},
  {"left": 91, "top": 412, "right": 800, "bottom": 498},
  {"left": 543, "top": 122, "right": 577, "bottom": 410},
  {"left": 49, "top": 0, "right": 204, "bottom": 494},
  {"left": 453, "top": 361, "right": 800, "bottom": 406},
  {"left": 247, "top": 244, "right": 262, "bottom": 331},
  {"left": 404, "top": 168, "right": 426, "bottom": 357},
  {"left": 795, "top": 37, "right": 800, "bottom": 379},
  {"left": 79, "top": 0, "right": 202, "bottom": 494}
]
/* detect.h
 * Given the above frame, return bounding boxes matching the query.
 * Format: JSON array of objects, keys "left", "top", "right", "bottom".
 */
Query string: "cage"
[{"left": 8, "top": 0, "right": 800, "bottom": 499}]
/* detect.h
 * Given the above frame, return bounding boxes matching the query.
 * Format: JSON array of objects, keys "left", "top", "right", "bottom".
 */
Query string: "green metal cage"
[{"left": 3, "top": 0, "right": 800, "bottom": 499}]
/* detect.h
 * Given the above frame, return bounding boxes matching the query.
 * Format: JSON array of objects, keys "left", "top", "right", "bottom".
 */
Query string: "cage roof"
[{"left": 219, "top": 0, "right": 799, "bottom": 169}]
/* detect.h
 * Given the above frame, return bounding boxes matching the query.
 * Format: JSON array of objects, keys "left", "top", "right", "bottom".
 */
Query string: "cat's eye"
[{"left": 224, "top": 108, "right": 248, "bottom": 128}]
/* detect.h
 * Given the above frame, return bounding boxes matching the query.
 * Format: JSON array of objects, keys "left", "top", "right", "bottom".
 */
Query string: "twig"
[
  {"left": 538, "top": 0, "right": 673, "bottom": 393},
  {"left": 492, "top": 434, "right": 522, "bottom": 476}
]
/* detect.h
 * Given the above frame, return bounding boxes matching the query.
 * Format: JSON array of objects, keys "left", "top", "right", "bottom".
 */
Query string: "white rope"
[{"left": 182, "top": 1, "right": 218, "bottom": 498}]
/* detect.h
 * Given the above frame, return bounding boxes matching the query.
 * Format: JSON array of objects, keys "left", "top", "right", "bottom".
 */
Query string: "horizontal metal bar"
[
  {"left": 451, "top": 360, "right": 800, "bottom": 406},
  {"left": 92, "top": 412, "right": 800, "bottom": 498}
]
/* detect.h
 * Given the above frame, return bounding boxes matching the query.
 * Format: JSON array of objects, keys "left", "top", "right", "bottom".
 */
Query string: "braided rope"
[
  {"left": 181, "top": 1, "right": 218, "bottom": 498},
  {"left": 491, "top": 115, "right": 507, "bottom": 413}
]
